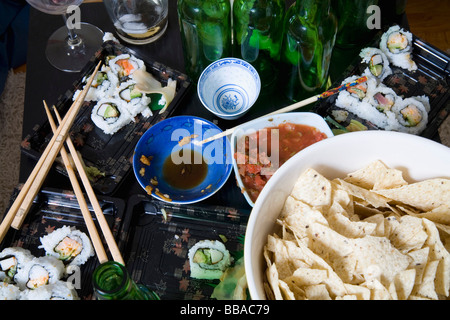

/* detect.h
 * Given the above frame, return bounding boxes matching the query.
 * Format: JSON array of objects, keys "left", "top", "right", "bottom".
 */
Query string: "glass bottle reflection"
[{"left": 278, "top": 0, "right": 337, "bottom": 103}]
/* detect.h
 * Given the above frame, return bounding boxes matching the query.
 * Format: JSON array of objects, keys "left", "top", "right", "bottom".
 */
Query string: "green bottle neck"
[{"left": 93, "top": 261, "right": 159, "bottom": 300}]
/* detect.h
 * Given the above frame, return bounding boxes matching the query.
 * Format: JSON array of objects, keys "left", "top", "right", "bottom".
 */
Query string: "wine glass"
[{"left": 26, "top": 0, "right": 104, "bottom": 72}]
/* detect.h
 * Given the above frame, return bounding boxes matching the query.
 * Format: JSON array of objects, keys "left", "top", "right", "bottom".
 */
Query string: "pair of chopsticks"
[
  {"left": 0, "top": 61, "right": 124, "bottom": 265},
  {"left": 196, "top": 76, "right": 368, "bottom": 145}
]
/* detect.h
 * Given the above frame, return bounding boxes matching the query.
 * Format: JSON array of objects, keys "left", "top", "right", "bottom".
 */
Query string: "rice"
[
  {"left": 0, "top": 282, "right": 21, "bottom": 300},
  {"left": 20, "top": 281, "right": 79, "bottom": 300},
  {"left": 360, "top": 47, "right": 392, "bottom": 81}
]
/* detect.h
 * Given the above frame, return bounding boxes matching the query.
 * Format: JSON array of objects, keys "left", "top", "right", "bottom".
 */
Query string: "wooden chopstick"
[
  {"left": 0, "top": 61, "right": 102, "bottom": 243},
  {"left": 196, "top": 94, "right": 320, "bottom": 145},
  {"left": 52, "top": 106, "right": 124, "bottom": 265},
  {"left": 44, "top": 102, "right": 108, "bottom": 264},
  {"left": 195, "top": 76, "right": 369, "bottom": 145}
]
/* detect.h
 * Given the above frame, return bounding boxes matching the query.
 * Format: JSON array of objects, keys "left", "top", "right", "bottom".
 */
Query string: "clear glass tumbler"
[{"left": 103, "top": 0, "right": 169, "bottom": 45}]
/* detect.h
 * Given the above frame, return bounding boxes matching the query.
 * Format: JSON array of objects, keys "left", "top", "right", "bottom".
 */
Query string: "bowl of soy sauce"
[{"left": 133, "top": 115, "right": 233, "bottom": 204}]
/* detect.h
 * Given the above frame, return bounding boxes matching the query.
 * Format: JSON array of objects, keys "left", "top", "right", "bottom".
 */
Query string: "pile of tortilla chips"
[{"left": 263, "top": 160, "right": 450, "bottom": 300}]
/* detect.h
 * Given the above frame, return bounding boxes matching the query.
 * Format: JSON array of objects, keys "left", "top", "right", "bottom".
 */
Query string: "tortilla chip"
[
  {"left": 304, "top": 284, "right": 332, "bottom": 300},
  {"left": 394, "top": 269, "right": 416, "bottom": 300},
  {"left": 290, "top": 168, "right": 333, "bottom": 208},
  {"left": 343, "top": 283, "right": 371, "bottom": 300},
  {"left": 422, "top": 219, "right": 450, "bottom": 296},
  {"left": 407, "top": 247, "right": 430, "bottom": 284},
  {"left": 375, "top": 178, "right": 450, "bottom": 212},
  {"left": 327, "top": 210, "right": 377, "bottom": 238},
  {"left": 278, "top": 279, "right": 296, "bottom": 300},
  {"left": 411, "top": 260, "right": 439, "bottom": 300},
  {"left": 344, "top": 160, "right": 408, "bottom": 190},
  {"left": 285, "top": 268, "right": 328, "bottom": 287},
  {"left": 334, "top": 179, "right": 391, "bottom": 209},
  {"left": 266, "top": 263, "right": 283, "bottom": 300},
  {"left": 361, "top": 278, "right": 392, "bottom": 300},
  {"left": 388, "top": 215, "right": 428, "bottom": 253}
]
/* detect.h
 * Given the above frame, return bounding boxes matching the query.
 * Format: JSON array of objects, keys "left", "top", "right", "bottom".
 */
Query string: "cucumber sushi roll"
[
  {"left": 115, "top": 80, "right": 151, "bottom": 118},
  {"left": 22, "top": 256, "right": 65, "bottom": 290},
  {"left": 188, "top": 240, "right": 232, "bottom": 280},
  {"left": 91, "top": 98, "right": 132, "bottom": 135},
  {"left": 359, "top": 47, "right": 392, "bottom": 81},
  {"left": 391, "top": 96, "right": 429, "bottom": 134},
  {"left": 109, "top": 54, "right": 146, "bottom": 80},
  {"left": 380, "top": 25, "right": 417, "bottom": 71},
  {"left": 0, "top": 247, "right": 33, "bottom": 285},
  {"left": 20, "top": 281, "right": 79, "bottom": 300},
  {"left": 39, "top": 226, "right": 94, "bottom": 267}
]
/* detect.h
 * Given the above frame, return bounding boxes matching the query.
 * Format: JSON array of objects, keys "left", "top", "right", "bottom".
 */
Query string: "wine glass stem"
[{"left": 62, "top": 12, "right": 82, "bottom": 47}]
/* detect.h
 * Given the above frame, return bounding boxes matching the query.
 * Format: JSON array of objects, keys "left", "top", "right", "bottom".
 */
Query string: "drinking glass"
[{"left": 26, "top": 0, "right": 104, "bottom": 72}]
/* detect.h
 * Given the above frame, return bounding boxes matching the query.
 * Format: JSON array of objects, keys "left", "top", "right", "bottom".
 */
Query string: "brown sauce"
[{"left": 162, "top": 149, "right": 208, "bottom": 190}]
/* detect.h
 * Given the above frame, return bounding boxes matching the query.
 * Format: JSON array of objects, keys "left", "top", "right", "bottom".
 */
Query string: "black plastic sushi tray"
[
  {"left": 117, "top": 194, "right": 249, "bottom": 300},
  {"left": 1, "top": 187, "right": 126, "bottom": 299},
  {"left": 313, "top": 29, "right": 450, "bottom": 140},
  {"left": 20, "top": 41, "right": 192, "bottom": 195}
]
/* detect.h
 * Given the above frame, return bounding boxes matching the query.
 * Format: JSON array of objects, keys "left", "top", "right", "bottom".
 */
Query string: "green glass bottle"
[
  {"left": 332, "top": 0, "right": 379, "bottom": 49},
  {"left": 177, "top": 0, "right": 232, "bottom": 82},
  {"left": 278, "top": 0, "right": 337, "bottom": 103},
  {"left": 92, "top": 261, "right": 160, "bottom": 300},
  {"left": 232, "top": 0, "right": 285, "bottom": 89}
]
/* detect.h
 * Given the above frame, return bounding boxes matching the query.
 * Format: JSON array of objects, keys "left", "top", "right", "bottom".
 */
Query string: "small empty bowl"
[
  {"left": 197, "top": 58, "right": 261, "bottom": 120},
  {"left": 133, "top": 115, "right": 233, "bottom": 204}
]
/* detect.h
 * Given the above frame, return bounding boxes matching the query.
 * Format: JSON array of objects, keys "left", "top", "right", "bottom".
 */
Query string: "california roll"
[
  {"left": 109, "top": 54, "right": 146, "bottom": 80},
  {"left": 0, "top": 247, "right": 33, "bottom": 286},
  {"left": 91, "top": 98, "right": 132, "bottom": 135},
  {"left": 359, "top": 47, "right": 392, "bottom": 81},
  {"left": 22, "top": 256, "right": 65, "bottom": 290},
  {"left": 39, "top": 226, "right": 94, "bottom": 267},
  {"left": 380, "top": 25, "right": 417, "bottom": 71},
  {"left": 391, "top": 96, "right": 429, "bottom": 134}
]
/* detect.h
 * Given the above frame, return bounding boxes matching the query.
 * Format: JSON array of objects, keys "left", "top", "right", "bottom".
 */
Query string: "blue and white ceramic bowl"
[
  {"left": 133, "top": 116, "right": 233, "bottom": 204},
  {"left": 198, "top": 58, "right": 261, "bottom": 120}
]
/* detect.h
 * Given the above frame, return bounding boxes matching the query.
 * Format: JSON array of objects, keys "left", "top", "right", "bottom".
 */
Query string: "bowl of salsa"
[{"left": 231, "top": 112, "right": 334, "bottom": 207}]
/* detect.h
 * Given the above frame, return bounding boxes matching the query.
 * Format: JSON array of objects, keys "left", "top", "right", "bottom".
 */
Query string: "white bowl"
[
  {"left": 197, "top": 58, "right": 261, "bottom": 120},
  {"left": 230, "top": 112, "right": 334, "bottom": 207},
  {"left": 244, "top": 130, "right": 450, "bottom": 300}
]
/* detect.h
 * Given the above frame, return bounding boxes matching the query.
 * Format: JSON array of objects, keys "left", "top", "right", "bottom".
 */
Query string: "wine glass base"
[{"left": 45, "top": 22, "right": 104, "bottom": 73}]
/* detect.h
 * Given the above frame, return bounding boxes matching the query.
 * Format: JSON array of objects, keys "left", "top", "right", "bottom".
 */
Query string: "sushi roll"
[
  {"left": 21, "top": 256, "right": 65, "bottom": 290},
  {"left": 20, "top": 281, "right": 79, "bottom": 300},
  {"left": 109, "top": 54, "right": 146, "bottom": 81},
  {"left": 188, "top": 240, "right": 232, "bottom": 280},
  {"left": 359, "top": 47, "right": 392, "bottom": 81},
  {"left": 0, "top": 282, "right": 21, "bottom": 300},
  {"left": 366, "top": 84, "right": 398, "bottom": 113},
  {"left": 391, "top": 96, "right": 429, "bottom": 134},
  {"left": 0, "top": 247, "right": 33, "bottom": 285},
  {"left": 115, "top": 80, "right": 151, "bottom": 118},
  {"left": 380, "top": 25, "right": 417, "bottom": 71},
  {"left": 39, "top": 226, "right": 94, "bottom": 267},
  {"left": 91, "top": 98, "right": 132, "bottom": 135},
  {"left": 72, "top": 65, "right": 119, "bottom": 102}
]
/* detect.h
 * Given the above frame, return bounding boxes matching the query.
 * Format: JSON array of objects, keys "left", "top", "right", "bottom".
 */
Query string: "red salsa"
[{"left": 234, "top": 122, "right": 327, "bottom": 203}]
